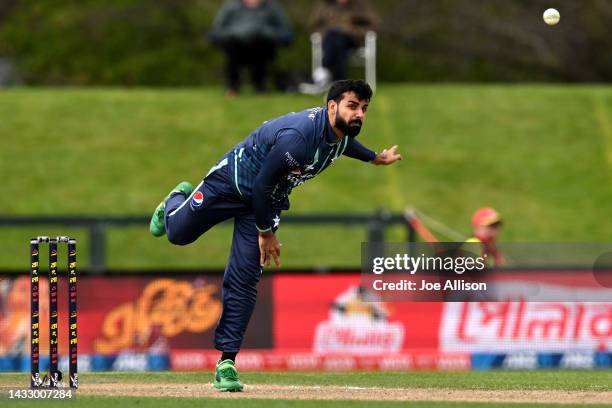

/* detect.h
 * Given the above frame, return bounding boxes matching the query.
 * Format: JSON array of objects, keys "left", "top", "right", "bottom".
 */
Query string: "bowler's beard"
[{"left": 335, "top": 112, "right": 362, "bottom": 138}]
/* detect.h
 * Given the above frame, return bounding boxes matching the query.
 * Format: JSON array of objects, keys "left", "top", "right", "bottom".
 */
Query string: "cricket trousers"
[{"left": 163, "top": 162, "right": 279, "bottom": 352}]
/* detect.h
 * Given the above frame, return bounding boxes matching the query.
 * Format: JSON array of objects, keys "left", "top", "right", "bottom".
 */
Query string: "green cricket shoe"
[
  {"left": 149, "top": 181, "right": 193, "bottom": 237},
  {"left": 213, "top": 359, "right": 244, "bottom": 392}
]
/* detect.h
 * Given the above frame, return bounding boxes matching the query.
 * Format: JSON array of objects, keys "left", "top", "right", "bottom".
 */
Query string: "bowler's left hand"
[{"left": 372, "top": 145, "right": 402, "bottom": 165}]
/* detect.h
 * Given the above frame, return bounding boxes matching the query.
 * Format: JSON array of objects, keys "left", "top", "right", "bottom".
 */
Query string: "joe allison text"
[{"left": 372, "top": 279, "right": 487, "bottom": 292}]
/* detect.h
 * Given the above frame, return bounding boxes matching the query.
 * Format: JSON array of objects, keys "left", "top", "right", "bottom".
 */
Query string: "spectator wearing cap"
[{"left": 465, "top": 207, "right": 504, "bottom": 267}]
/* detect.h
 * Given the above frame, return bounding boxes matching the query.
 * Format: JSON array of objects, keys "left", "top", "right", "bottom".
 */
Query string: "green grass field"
[
  {"left": 1, "top": 85, "right": 612, "bottom": 269},
  {"left": 1, "top": 371, "right": 611, "bottom": 407}
]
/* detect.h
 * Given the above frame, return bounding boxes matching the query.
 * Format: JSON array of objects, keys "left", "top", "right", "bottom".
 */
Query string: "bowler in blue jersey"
[{"left": 149, "top": 79, "right": 401, "bottom": 391}]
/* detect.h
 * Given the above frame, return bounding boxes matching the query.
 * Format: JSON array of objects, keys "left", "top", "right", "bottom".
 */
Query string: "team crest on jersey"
[{"left": 191, "top": 191, "right": 204, "bottom": 207}]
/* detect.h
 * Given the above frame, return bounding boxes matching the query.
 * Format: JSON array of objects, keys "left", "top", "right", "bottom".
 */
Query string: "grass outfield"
[
  {"left": 1, "top": 85, "right": 612, "bottom": 269},
  {"left": 1, "top": 371, "right": 612, "bottom": 407},
  {"left": 1, "top": 397, "right": 611, "bottom": 408}
]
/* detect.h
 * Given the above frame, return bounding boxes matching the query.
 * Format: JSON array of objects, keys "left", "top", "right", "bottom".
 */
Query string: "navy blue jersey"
[{"left": 220, "top": 107, "right": 376, "bottom": 231}]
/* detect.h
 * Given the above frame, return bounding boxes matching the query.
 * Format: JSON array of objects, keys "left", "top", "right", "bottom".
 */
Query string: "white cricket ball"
[{"left": 543, "top": 8, "right": 560, "bottom": 26}]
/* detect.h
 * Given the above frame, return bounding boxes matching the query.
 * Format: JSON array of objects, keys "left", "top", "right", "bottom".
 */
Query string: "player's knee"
[{"left": 166, "top": 229, "right": 195, "bottom": 246}]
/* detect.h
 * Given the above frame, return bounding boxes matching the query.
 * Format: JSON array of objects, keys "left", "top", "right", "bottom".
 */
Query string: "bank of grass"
[{"left": 1, "top": 85, "right": 611, "bottom": 269}]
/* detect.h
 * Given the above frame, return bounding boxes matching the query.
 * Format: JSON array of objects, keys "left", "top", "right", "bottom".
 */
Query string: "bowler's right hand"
[{"left": 258, "top": 231, "right": 281, "bottom": 268}]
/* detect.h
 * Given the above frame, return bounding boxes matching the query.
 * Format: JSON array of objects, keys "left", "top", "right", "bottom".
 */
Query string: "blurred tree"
[{"left": 381, "top": 0, "right": 612, "bottom": 82}]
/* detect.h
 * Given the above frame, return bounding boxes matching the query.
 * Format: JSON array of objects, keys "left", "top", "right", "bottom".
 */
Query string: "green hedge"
[{"left": 1, "top": 0, "right": 611, "bottom": 85}]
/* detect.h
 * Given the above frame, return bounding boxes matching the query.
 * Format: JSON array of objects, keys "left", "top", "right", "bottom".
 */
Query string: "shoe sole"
[
  {"left": 149, "top": 201, "right": 167, "bottom": 237},
  {"left": 149, "top": 182, "right": 193, "bottom": 237}
]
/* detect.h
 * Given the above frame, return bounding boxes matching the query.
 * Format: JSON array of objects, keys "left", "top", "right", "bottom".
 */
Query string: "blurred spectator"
[
  {"left": 0, "top": 57, "right": 21, "bottom": 87},
  {"left": 466, "top": 207, "right": 505, "bottom": 267},
  {"left": 209, "top": 0, "right": 293, "bottom": 95},
  {"left": 310, "top": 0, "right": 379, "bottom": 84}
]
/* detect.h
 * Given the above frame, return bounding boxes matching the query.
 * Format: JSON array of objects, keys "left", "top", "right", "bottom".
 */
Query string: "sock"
[{"left": 221, "top": 352, "right": 237, "bottom": 363}]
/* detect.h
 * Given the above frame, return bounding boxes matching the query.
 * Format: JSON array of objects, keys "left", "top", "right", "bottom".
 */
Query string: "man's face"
[
  {"left": 330, "top": 91, "right": 369, "bottom": 138},
  {"left": 475, "top": 224, "right": 501, "bottom": 242},
  {"left": 243, "top": 0, "right": 263, "bottom": 8}
]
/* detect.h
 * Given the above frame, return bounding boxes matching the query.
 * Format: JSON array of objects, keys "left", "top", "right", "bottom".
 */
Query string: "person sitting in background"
[
  {"left": 310, "top": 0, "right": 379, "bottom": 86},
  {"left": 209, "top": 0, "right": 293, "bottom": 95}
]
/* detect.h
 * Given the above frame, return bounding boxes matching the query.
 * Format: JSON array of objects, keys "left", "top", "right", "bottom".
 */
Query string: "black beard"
[{"left": 335, "top": 112, "right": 362, "bottom": 138}]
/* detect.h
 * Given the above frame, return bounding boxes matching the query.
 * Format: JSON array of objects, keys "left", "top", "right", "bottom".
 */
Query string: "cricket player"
[
  {"left": 149, "top": 79, "right": 401, "bottom": 391},
  {"left": 466, "top": 207, "right": 505, "bottom": 267}
]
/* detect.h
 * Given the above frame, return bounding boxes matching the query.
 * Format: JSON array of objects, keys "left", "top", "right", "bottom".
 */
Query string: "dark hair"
[{"left": 326, "top": 79, "right": 373, "bottom": 103}]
